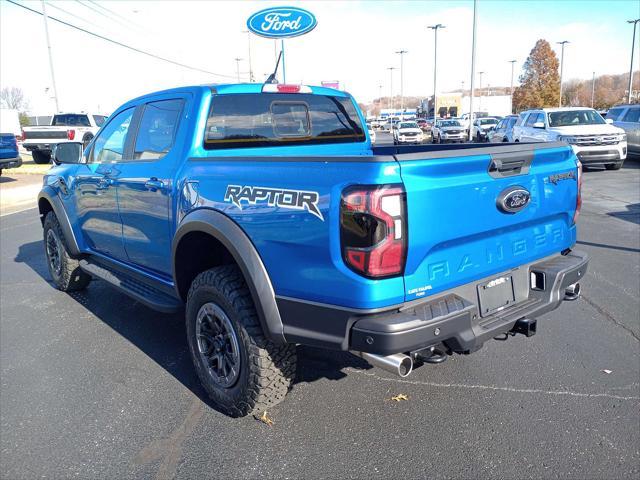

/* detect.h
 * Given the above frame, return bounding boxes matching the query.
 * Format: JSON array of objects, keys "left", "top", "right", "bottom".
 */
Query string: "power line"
[
  {"left": 87, "top": 0, "right": 146, "bottom": 31},
  {"left": 7, "top": 0, "right": 236, "bottom": 79},
  {"left": 45, "top": 1, "right": 101, "bottom": 29},
  {"left": 78, "top": 0, "right": 150, "bottom": 34}
]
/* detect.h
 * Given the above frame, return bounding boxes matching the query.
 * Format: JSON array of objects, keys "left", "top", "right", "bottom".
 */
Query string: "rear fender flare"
[{"left": 172, "top": 209, "right": 285, "bottom": 344}]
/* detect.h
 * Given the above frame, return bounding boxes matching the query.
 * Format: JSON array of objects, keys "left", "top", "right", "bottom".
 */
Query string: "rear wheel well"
[
  {"left": 38, "top": 197, "right": 54, "bottom": 225},
  {"left": 174, "top": 231, "right": 236, "bottom": 301}
]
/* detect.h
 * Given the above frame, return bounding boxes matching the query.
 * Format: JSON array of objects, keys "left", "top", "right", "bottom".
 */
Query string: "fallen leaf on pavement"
[
  {"left": 391, "top": 394, "right": 409, "bottom": 402},
  {"left": 259, "top": 411, "right": 274, "bottom": 426}
]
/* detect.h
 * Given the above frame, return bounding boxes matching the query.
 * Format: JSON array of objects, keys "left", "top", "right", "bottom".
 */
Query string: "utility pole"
[
  {"left": 41, "top": 0, "right": 59, "bottom": 112},
  {"left": 428, "top": 24, "right": 445, "bottom": 125},
  {"left": 378, "top": 84, "right": 383, "bottom": 109},
  {"left": 468, "top": 0, "right": 478, "bottom": 141},
  {"left": 478, "top": 71, "right": 484, "bottom": 110},
  {"left": 395, "top": 50, "right": 408, "bottom": 113},
  {"left": 591, "top": 71, "right": 596, "bottom": 108},
  {"left": 234, "top": 57, "right": 243, "bottom": 83},
  {"left": 557, "top": 40, "right": 570, "bottom": 107},
  {"left": 627, "top": 19, "right": 640, "bottom": 104},
  {"left": 243, "top": 30, "right": 254, "bottom": 82},
  {"left": 508, "top": 60, "right": 516, "bottom": 114},
  {"left": 387, "top": 67, "right": 396, "bottom": 111}
]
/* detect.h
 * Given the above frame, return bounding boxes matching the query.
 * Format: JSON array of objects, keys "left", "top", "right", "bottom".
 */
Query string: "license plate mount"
[{"left": 477, "top": 275, "right": 515, "bottom": 317}]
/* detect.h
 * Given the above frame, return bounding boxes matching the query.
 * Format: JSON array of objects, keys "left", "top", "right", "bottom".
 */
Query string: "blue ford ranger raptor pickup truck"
[{"left": 38, "top": 83, "right": 588, "bottom": 417}]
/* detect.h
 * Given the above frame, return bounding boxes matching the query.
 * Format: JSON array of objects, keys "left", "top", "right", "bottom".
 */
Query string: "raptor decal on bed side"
[{"left": 224, "top": 185, "right": 324, "bottom": 221}]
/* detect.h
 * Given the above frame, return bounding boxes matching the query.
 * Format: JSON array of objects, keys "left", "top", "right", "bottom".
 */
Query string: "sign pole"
[{"left": 281, "top": 39, "right": 286, "bottom": 83}]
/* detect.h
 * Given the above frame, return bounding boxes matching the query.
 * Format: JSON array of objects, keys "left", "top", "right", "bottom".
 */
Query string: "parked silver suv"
[{"left": 606, "top": 104, "right": 639, "bottom": 156}]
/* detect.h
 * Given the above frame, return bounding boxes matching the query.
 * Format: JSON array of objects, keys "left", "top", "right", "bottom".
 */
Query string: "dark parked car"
[
  {"left": 0, "top": 132, "right": 22, "bottom": 175},
  {"left": 488, "top": 115, "right": 519, "bottom": 143}
]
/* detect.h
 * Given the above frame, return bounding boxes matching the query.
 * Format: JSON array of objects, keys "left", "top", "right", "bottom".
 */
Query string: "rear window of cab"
[{"left": 204, "top": 93, "right": 365, "bottom": 150}]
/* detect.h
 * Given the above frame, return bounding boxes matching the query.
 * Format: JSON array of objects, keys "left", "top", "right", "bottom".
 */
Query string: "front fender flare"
[
  {"left": 172, "top": 209, "right": 285, "bottom": 344},
  {"left": 37, "top": 186, "right": 81, "bottom": 256}
]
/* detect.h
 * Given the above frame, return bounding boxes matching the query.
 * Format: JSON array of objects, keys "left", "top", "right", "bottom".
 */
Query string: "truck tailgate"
[{"left": 395, "top": 143, "right": 578, "bottom": 302}]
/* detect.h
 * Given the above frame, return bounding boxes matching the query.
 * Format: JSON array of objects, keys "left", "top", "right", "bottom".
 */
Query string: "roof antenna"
[{"left": 265, "top": 51, "right": 283, "bottom": 84}]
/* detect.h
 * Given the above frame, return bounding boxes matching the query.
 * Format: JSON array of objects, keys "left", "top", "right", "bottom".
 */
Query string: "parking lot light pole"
[
  {"left": 557, "top": 40, "right": 570, "bottom": 107},
  {"left": 41, "top": 0, "right": 59, "bottom": 112},
  {"left": 627, "top": 19, "right": 640, "bottom": 104},
  {"left": 395, "top": 50, "right": 408, "bottom": 113},
  {"left": 508, "top": 60, "right": 516, "bottom": 114},
  {"left": 387, "top": 67, "right": 396, "bottom": 111},
  {"left": 234, "top": 57, "right": 243, "bottom": 83},
  {"left": 468, "top": 0, "right": 478, "bottom": 141},
  {"left": 428, "top": 24, "right": 445, "bottom": 126},
  {"left": 591, "top": 71, "right": 596, "bottom": 108},
  {"left": 378, "top": 84, "right": 383, "bottom": 109}
]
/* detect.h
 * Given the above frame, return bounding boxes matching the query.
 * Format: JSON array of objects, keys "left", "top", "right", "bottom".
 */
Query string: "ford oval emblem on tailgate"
[{"left": 497, "top": 186, "right": 530, "bottom": 214}]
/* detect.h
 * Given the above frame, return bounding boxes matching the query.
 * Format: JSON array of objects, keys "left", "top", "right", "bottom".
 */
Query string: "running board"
[{"left": 79, "top": 259, "right": 182, "bottom": 313}]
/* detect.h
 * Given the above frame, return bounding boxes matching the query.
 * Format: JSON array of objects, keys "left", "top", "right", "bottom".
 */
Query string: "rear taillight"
[
  {"left": 340, "top": 185, "right": 407, "bottom": 278},
  {"left": 67, "top": 129, "right": 76, "bottom": 140},
  {"left": 573, "top": 160, "right": 582, "bottom": 224}
]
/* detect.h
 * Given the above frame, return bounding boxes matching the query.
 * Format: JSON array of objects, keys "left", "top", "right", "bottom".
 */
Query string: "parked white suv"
[
  {"left": 512, "top": 108, "right": 627, "bottom": 170},
  {"left": 393, "top": 121, "right": 424, "bottom": 144}
]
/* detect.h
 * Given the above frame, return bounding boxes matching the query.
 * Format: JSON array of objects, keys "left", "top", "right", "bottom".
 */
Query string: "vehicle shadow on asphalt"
[
  {"left": 606, "top": 202, "right": 640, "bottom": 226},
  {"left": 14, "top": 240, "right": 371, "bottom": 414}
]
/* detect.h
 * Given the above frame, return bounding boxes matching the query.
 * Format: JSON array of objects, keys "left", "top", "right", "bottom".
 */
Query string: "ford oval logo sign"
[
  {"left": 247, "top": 6, "right": 317, "bottom": 39},
  {"left": 497, "top": 186, "right": 531, "bottom": 214}
]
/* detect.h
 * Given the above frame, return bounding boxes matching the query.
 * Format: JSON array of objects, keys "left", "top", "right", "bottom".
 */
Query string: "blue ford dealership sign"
[{"left": 247, "top": 6, "right": 317, "bottom": 39}]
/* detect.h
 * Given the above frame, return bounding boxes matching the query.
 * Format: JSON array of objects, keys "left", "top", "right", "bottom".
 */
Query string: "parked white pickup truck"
[
  {"left": 512, "top": 107, "right": 627, "bottom": 170},
  {"left": 22, "top": 112, "right": 107, "bottom": 164}
]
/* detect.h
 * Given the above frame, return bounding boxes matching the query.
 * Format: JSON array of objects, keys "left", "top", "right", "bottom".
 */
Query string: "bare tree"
[{"left": 0, "top": 87, "right": 29, "bottom": 111}]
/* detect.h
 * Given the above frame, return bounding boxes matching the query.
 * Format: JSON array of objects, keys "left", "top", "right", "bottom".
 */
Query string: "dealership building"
[{"left": 419, "top": 92, "right": 512, "bottom": 118}]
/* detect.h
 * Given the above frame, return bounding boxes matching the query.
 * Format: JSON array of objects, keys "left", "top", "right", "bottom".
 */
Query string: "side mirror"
[
  {"left": 605, "top": 118, "right": 614, "bottom": 124},
  {"left": 53, "top": 142, "right": 84, "bottom": 165},
  {"left": 533, "top": 121, "right": 545, "bottom": 129}
]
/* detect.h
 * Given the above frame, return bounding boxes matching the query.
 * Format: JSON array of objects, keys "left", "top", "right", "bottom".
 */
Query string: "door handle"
[{"left": 145, "top": 178, "right": 165, "bottom": 190}]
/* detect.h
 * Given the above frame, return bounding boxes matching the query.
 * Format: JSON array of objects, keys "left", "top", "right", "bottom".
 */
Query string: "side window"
[
  {"left": 622, "top": 107, "right": 640, "bottom": 123},
  {"left": 525, "top": 112, "right": 539, "bottom": 127},
  {"left": 93, "top": 115, "right": 107, "bottom": 127},
  {"left": 133, "top": 99, "right": 184, "bottom": 160},
  {"left": 89, "top": 108, "right": 134, "bottom": 164},
  {"left": 516, "top": 113, "right": 528, "bottom": 126},
  {"left": 606, "top": 108, "right": 624, "bottom": 121},
  {"left": 496, "top": 120, "right": 505, "bottom": 130}
]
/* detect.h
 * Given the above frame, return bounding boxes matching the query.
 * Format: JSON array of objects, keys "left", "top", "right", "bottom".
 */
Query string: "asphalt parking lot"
[{"left": 0, "top": 160, "right": 638, "bottom": 479}]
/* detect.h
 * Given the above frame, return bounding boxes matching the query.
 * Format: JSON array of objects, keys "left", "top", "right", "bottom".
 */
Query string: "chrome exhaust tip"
[
  {"left": 564, "top": 282, "right": 581, "bottom": 301},
  {"left": 352, "top": 351, "right": 413, "bottom": 377}
]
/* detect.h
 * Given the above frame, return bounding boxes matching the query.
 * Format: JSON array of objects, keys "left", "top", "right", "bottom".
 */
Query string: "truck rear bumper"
[
  {"left": 23, "top": 143, "right": 52, "bottom": 153},
  {"left": 277, "top": 250, "right": 589, "bottom": 355},
  {"left": 0, "top": 156, "right": 22, "bottom": 169}
]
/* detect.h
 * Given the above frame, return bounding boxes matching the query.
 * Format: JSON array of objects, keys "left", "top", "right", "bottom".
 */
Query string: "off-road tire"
[
  {"left": 605, "top": 161, "right": 623, "bottom": 170},
  {"left": 43, "top": 211, "right": 91, "bottom": 291},
  {"left": 32, "top": 150, "right": 51, "bottom": 164},
  {"left": 186, "top": 265, "right": 297, "bottom": 417}
]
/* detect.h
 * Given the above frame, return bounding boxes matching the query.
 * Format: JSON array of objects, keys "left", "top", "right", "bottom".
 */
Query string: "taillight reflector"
[
  {"left": 67, "top": 129, "right": 76, "bottom": 140},
  {"left": 573, "top": 160, "right": 582, "bottom": 224}
]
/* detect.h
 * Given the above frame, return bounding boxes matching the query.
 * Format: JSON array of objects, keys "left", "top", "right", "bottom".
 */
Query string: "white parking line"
[{"left": 0, "top": 206, "right": 38, "bottom": 217}]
